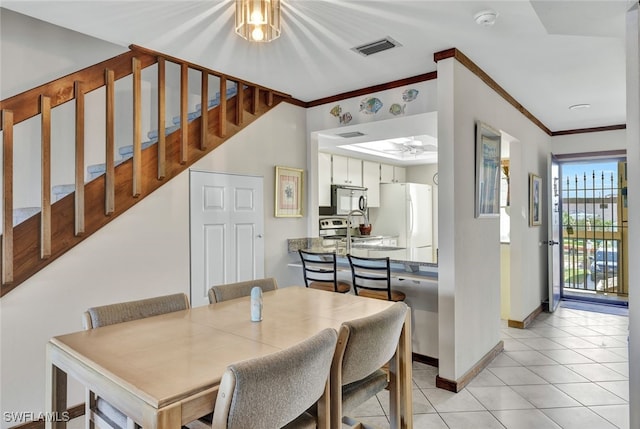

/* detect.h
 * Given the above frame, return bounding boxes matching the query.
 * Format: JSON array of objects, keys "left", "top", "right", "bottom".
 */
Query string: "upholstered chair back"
[
  {"left": 339, "top": 302, "right": 407, "bottom": 385},
  {"left": 212, "top": 328, "right": 338, "bottom": 429},
  {"left": 83, "top": 293, "right": 190, "bottom": 329},
  {"left": 208, "top": 278, "right": 278, "bottom": 304}
]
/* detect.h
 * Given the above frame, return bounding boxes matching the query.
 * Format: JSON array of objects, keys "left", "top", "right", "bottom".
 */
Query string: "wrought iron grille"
[{"left": 561, "top": 163, "right": 627, "bottom": 298}]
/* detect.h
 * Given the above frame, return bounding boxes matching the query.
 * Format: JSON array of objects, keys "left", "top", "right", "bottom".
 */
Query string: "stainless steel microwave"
[{"left": 329, "top": 185, "right": 367, "bottom": 215}]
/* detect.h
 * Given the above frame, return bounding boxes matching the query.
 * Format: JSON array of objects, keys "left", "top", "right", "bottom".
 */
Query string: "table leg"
[
  {"left": 85, "top": 389, "right": 95, "bottom": 429},
  {"left": 45, "top": 345, "right": 67, "bottom": 429}
]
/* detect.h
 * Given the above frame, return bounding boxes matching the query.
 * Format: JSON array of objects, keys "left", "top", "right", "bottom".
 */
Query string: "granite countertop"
[{"left": 287, "top": 237, "right": 438, "bottom": 279}]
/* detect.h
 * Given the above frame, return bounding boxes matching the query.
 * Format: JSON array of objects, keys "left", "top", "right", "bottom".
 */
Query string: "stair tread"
[
  {"left": 148, "top": 125, "right": 179, "bottom": 140},
  {"left": 118, "top": 140, "right": 158, "bottom": 156},
  {"left": 87, "top": 158, "right": 126, "bottom": 173},
  {"left": 13, "top": 207, "right": 41, "bottom": 226},
  {"left": 52, "top": 184, "right": 75, "bottom": 192},
  {"left": 3, "top": 55, "right": 282, "bottom": 294}
]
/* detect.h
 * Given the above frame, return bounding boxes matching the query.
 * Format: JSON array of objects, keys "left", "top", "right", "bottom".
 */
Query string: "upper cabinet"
[
  {"left": 394, "top": 166, "right": 406, "bottom": 183},
  {"left": 332, "top": 155, "right": 363, "bottom": 187},
  {"left": 362, "top": 161, "right": 380, "bottom": 207},
  {"left": 380, "top": 163, "right": 406, "bottom": 183},
  {"left": 318, "top": 152, "right": 333, "bottom": 206},
  {"left": 319, "top": 154, "right": 409, "bottom": 208}
]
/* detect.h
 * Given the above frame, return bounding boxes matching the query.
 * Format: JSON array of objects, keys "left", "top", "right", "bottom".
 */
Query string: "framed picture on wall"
[
  {"left": 529, "top": 173, "right": 542, "bottom": 226},
  {"left": 275, "top": 166, "right": 304, "bottom": 217},
  {"left": 475, "top": 121, "right": 502, "bottom": 218}
]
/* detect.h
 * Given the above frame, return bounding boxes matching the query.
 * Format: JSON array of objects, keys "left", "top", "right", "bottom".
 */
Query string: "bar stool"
[
  {"left": 298, "top": 249, "right": 351, "bottom": 293},
  {"left": 347, "top": 254, "right": 405, "bottom": 301}
]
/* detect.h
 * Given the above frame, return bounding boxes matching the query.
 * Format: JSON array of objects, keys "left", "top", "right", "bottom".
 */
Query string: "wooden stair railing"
[{"left": 0, "top": 45, "right": 292, "bottom": 297}]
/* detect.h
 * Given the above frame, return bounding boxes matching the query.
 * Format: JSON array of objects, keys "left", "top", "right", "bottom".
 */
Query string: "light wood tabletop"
[{"left": 46, "top": 286, "right": 413, "bottom": 429}]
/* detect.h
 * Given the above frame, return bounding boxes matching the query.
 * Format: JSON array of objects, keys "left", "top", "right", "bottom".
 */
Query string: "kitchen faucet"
[{"left": 346, "top": 209, "right": 369, "bottom": 254}]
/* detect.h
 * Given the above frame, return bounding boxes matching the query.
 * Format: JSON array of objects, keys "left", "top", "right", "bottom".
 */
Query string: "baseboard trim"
[
  {"left": 8, "top": 404, "right": 84, "bottom": 429},
  {"left": 435, "top": 340, "right": 504, "bottom": 392},
  {"left": 412, "top": 352, "right": 439, "bottom": 367},
  {"left": 508, "top": 304, "right": 543, "bottom": 329}
]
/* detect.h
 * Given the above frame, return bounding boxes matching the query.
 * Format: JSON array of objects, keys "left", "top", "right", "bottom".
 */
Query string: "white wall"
[
  {"left": 306, "top": 80, "right": 438, "bottom": 237},
  {"left": 190, "top": 103, "right": 309, "bottom": 288},
  {"left": 625, "top": 4, "right": 639, "bottom": 429},
  {"left": 0, "top": 102, "right": 308, "bottom": 428},
  {"left": 0, "top": 8, "right": 128, "bottom": 210},
  {"left": 0, "top": 11, "right": 309, "bottom": 423},
  {"left": 551, "top": 128, "right": 627, "bottom": 155},
  {"left": 306, "top": 80, "right": 438, "bottom": 133},
  {"left": 0, "top": 9, "right": 196, "bottom": 211},
  {"left": 0, "top": 8, "right": 127, "bottom": 99},
  {"left": 436, "top": 56, "right": 551, "bottom": 381}
]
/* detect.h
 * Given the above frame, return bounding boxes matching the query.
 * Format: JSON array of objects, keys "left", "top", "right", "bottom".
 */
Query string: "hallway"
[{"left": 352, "top": 305, "right": 629, "bottom": 429}]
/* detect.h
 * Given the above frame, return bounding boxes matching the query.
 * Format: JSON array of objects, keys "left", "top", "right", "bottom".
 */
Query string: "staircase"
[{"left": 0, "top": 44, "right": 293, "bottom": 297}]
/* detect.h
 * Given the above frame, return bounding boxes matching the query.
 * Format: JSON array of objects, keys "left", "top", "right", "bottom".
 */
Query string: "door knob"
[{"left": 257, "top": 234, "right": 263, "bottom": 238}]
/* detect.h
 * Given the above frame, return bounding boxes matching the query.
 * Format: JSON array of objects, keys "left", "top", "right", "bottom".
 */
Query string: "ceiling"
[
  {"left": 316, "top": 113, "right": 440, "bottom": 166},
  {"left": 3, "top": 1, "right": 630, "bottom": 135}
]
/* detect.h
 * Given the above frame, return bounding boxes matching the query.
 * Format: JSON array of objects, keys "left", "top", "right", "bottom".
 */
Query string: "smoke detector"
[{"left": 474, "top": 10, "right": 498, "bottom": 26}]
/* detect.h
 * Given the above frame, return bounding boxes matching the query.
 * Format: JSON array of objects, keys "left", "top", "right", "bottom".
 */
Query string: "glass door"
[{"left": 560, "top": 158, "right": 628, "bottom": 305}]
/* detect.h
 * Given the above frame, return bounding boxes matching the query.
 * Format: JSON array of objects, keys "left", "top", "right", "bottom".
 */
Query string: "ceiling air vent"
[
  {"left": 336, "top": 131, "right": 365, "bottom": 138},
  {"left": 352, "top": 37, "right": 402, "bottom": 57}
]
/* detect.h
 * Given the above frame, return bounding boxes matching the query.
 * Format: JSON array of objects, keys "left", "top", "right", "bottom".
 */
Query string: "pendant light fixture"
[{"left": 235, "top": 0, "right": 281, "bottom": 42}]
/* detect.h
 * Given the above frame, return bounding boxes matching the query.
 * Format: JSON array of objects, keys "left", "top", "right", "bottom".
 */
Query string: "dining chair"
[
  {"left": 82, "top": 293, "right": 191, "bottom": 429},
  {"left": 208, "top": 277, "right": 278, "bottom": 304},
  {"left": 298, "top": 249, "right": 351, "bottom": 293},
  {"left": 211, "top": 328, "right": 338, "bottom": 429},
  {"left": 329, "top": 302, "right": 409, "bottom": 428},
  {"left": 347, "top": 254, "right": 405, "bottom": 301}
]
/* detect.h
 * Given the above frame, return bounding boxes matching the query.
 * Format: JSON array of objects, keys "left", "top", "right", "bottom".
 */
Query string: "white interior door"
[
  {"left": 189, "top": 170, "right": 264, "bottom": 307},
  {"left": 547, "top": 154, "right": 561, "bottom": 311}
]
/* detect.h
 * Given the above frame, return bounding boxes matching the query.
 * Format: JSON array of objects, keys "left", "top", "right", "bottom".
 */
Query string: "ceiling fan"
[{"left": 386, "top": 138, "right": 437, "bottom": 155}]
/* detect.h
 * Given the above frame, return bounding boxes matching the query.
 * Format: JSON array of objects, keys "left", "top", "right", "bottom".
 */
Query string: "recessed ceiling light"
[
  {"left": 569, "top": 103, "right": 591, "bottom": 110},
  {"left": 474, "top": 10, "right": 498, "bottom": 26}
]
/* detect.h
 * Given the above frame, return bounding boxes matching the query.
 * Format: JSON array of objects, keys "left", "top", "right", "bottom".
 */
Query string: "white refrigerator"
[{"left": 373, "top": 183, "right": 432, "bottom": 249}]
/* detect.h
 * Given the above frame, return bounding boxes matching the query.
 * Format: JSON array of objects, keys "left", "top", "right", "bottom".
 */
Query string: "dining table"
[{"left": 45, "top": 286, "right": 413, "bottom": 429}]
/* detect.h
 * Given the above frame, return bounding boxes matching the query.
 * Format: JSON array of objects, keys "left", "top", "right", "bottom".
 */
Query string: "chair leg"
[
  {"left": 85, "top": 389, "right": 95, "bottom": 429},
  {"left": 342, "top": 416, "right": 366, "bottom": 429}
]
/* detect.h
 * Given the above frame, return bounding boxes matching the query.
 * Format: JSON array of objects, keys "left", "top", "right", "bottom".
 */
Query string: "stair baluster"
[
  {"left": 105, "top": 69, "right": 115, "bottom": 215},
  {"left": 40, "top": 95, "right": 52, "bottom": 259},
  {"left": 132, "top": 57, "right": 142, "bottom": 198},
  {"left": 180, "top": 63, "right": 188, "bottom": 164},
  {"left": 0, "top": 45, "right": 292, "bottom": 296},
  {"left": 158, "top": 57, "right": 167, "bottom": 180},
  {"left": 74, "top": 81, "right": 85, "bottom": 235},
  {"left": 2, "top": 110, "right": 14, "bottom": 285}
]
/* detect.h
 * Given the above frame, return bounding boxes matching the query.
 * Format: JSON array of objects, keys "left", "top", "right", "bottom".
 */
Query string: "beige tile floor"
[{"left": 349, "top": 305, "right": 629, "bottom": 429}]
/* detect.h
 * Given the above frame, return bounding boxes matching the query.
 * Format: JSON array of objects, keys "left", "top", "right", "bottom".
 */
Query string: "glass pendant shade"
[{"left": 235, "top": 0, "right": 281, "bottom": 42}]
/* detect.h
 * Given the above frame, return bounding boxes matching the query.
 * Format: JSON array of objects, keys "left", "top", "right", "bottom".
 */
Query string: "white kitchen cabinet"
[
  {"left": 380, "top": 163, "right": 394, "bottom": 183},
  {"left": 332, "top": 155, "right": 362, "bottom": 187},
  {"left": 318, "top": 152, "right": 332, "bottom": 206},
  {"left": 380, "top": 163, "right": 406, "bottom": 183},
  {"left": 362, "top": 160, "right": 380, "bottom": 207}
]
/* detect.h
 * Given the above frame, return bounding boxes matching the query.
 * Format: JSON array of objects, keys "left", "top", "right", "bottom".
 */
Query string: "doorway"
[
  {"left": 189, "top": 170, "right": 265, "bottom": 307},
  {"left": 559, "top": 158, "right": 628, "bottom": 306}
]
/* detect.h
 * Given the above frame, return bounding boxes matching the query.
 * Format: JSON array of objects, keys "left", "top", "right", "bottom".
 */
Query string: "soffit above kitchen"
[
  {"left": 317, "top": 112, "right": 438, "bottom": 166},
  {"left": 1, "top": 0, "right": 629, "bottom": 132}
]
